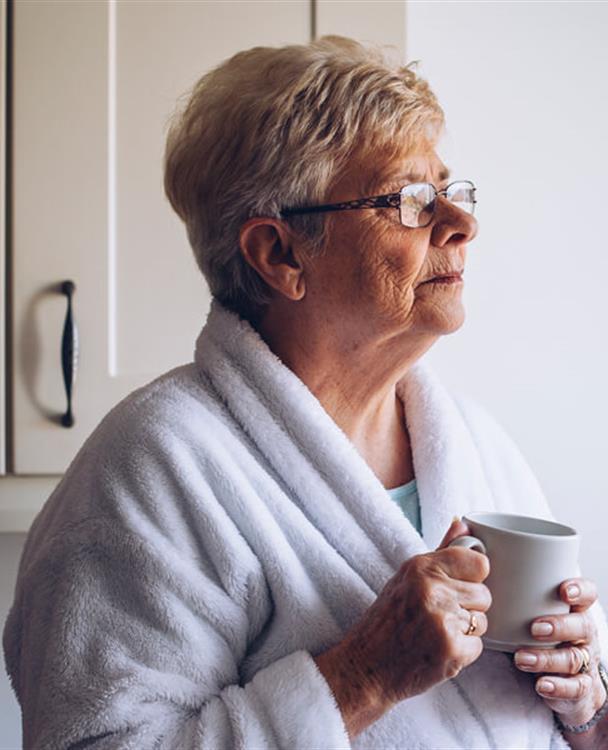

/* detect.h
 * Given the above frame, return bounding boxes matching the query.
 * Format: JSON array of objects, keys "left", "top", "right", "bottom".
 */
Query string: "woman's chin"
[
  {"left": 417, "top": 304, "right": 466, "bottom": 336},
  {"left": 442, "top": 315, "right": 466, "bottom": 335}
]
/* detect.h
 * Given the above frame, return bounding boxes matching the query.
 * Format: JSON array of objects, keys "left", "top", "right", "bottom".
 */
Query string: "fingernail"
[
  {"left": 567, "top": 584, "right": 581, "bottom": 600},
  {"left": 537, "top": 679, "right": 555, "bottom": 694},
  {"left": 515, "top": 651, "right": 538, "bottom": 667},
  {"left": 531, "top": 621, "right": 554, "bottom": 637}
]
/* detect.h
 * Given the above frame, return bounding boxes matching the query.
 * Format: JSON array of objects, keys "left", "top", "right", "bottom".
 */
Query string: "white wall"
[
  {"left": 407, "top": 2, "right": 608, "bottom": 604},
  {"left": 0, "top": 535, "right": 25, "bottom": 750}
]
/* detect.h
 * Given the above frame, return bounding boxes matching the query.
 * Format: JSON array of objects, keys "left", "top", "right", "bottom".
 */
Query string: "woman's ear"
[{"left": 239, "top": 218, "right": 306, "bottom": 301}]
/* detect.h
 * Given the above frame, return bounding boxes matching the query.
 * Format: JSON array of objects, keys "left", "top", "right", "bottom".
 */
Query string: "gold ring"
[
  {"left": 466, "top": 613, "right": 478, "bottom": 636},
  {"left": 578, "top": 646, "right": 591, "bottom": 674}
]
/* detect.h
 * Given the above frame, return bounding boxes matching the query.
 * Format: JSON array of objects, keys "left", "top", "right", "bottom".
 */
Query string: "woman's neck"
[{"left": 256, "top": 303, "right": 436, "bottom": 487}]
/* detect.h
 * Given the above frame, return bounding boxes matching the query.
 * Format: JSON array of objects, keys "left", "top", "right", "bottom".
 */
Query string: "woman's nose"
[{"left": 430, "top": 197, "right": 478, "bottom": 248}]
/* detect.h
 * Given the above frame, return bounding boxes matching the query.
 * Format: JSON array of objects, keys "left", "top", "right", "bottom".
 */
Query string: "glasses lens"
[
  {"left": 399, "top": 183, "right": 436, "bottom": 227},
  {"left": 446, "top": 181, "right": 476, "bottom": 215}
]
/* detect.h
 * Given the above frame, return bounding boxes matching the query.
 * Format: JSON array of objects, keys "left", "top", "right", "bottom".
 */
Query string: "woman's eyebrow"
[
  {"left": 438, "top": 166, "right": 451, "bottom": 183},
  {"left": 371, "top": 166, "right": 452, "bottom": 192}
]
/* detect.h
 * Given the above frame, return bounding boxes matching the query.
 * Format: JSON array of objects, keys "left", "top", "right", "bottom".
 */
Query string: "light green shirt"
[{"left": 387, "top": 478, "right": 422, "bottom": 534}]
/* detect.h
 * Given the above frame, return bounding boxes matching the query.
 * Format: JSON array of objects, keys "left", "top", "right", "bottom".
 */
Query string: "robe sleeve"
[{"left": 3, "top": 511, "right": 350, "bottom": 750}]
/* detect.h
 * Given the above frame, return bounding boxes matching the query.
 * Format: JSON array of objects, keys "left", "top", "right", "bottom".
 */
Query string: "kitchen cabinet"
[
  {"left": 11, "top": 0, "right": 312, "bottom": 475},
  {"left": 1, "top": 0, "right": 406, "bottom": 524}
]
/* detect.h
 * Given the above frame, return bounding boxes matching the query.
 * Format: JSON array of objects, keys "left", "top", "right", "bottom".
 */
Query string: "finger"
[
  {"left": 434, "top": 546, "right": 490, "bottom": 583},
  {"left": 559, "top": 578, "right": 598, "bottom": 612},
  {"left": 454, "top": 580, "right": 492, "bottom": 613},
  {"left": 437, "top": 517, "right": 472, "bottom": 549},
  {"left": 530, "top": 611, "right": 594, "bottom": 643},
  {"left": 515, "top": 645, "right": 591, "bottom": 675},
  {"left": 535, "top": 673, "right": 594, "bottom": 702},
  {"left": 459, "top": 609, "right": 488, "bottom": 638},
  {"left": 446, "top": 629, "right": 484, "bottom": 678}
]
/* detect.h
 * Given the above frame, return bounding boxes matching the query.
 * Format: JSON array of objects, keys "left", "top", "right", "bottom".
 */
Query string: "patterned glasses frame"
[{"left": 281, "top": 180, "right": 477, "bottom": 229}]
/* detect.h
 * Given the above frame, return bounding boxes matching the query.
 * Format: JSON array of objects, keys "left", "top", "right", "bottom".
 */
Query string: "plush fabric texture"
[{"left": 4, "top": 301, "right": 607, "bottom": 750}]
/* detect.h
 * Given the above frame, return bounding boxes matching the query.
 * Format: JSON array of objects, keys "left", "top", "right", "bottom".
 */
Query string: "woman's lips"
[{"left": 421, "top": 272, "right": 464, "bottom": 285}]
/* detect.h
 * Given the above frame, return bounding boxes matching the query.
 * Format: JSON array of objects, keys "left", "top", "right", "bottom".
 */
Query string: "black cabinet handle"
[{"left": 60, "top": 280, "right": 78, "bottom": 427}]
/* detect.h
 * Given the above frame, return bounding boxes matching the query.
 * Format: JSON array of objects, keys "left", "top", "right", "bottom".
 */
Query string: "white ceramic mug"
[{"left": 449, "top": 512, "right": 580, "bottom": 652}]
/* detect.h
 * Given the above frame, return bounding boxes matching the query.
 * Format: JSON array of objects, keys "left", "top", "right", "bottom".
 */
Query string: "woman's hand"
[
  {"left": 314, "top": 519, "right": 491, "bottom": 738},
  {"left": 514, "top": 578, "right": 607, "bottom": 734}
]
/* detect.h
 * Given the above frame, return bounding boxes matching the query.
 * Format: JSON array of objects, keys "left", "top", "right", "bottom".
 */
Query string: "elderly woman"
[{"left": 4, "top": 36, "right": 608, "bottom": 750}]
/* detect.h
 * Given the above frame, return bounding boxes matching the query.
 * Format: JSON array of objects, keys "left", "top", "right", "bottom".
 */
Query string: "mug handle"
[{"left": 448, "top": 535, "right": 487, "bottom": 555}]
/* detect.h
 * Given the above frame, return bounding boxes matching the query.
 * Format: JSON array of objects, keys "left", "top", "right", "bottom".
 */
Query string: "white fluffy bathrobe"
[{"left": 4, "top": 302, "right": 607, "bottom": 750}]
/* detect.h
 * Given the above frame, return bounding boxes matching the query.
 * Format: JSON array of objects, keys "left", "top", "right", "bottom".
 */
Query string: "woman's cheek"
[{"left": 360, "top": 252, "right": 411, "bottom": 310}]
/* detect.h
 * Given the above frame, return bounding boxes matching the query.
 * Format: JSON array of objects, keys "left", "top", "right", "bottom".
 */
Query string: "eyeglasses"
[{"left": 281, "top": 180, "right": 477, "bottom": 229}]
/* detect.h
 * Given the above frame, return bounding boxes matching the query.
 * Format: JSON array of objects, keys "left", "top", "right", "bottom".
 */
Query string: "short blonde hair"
[{"left": 164, "top": 36, "right": 443, "bottom": 319}]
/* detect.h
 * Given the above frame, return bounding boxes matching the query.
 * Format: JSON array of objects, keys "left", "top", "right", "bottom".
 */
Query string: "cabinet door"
[
  {"left": 11, "top": 0, "right": 310, "bottom": 473},
  {"left": 11, "top": 0, "right": 406, "bottom": 475}
]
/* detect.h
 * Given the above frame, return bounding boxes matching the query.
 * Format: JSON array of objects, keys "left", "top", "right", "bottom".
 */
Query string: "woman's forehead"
[
  {"left": 329, "top": 146, "right": 449, "bottom": 199},
  {"left": 360, "top": 149, "right": 450, "bottom": 192}
]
